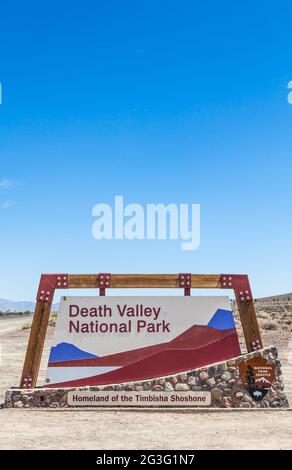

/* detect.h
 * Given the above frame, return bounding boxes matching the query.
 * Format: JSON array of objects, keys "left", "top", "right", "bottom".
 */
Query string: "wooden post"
[
  {"left": 20, "top": 300, "right": 52, "bottom": 388},
  {"left": 236, "top": 298, "right": 263, "bottom": 352}
]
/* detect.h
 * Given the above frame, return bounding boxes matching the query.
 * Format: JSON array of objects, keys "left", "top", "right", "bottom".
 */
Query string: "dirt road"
[
  {"left": 0, "top": 316, "right": 291, "bottom": 450},
  {"left": 0, "top": 315, "right": 32, "bottom": 336}
]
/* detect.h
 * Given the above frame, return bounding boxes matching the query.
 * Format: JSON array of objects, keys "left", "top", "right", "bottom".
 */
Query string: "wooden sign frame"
[{"left": 20, "top": 273, "right": 262, "bottom": 388}]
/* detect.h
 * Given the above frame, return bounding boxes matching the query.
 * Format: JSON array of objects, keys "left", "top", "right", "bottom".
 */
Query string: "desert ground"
[{"left": 0, "top": 300, "right": 291, "bottom": 450}]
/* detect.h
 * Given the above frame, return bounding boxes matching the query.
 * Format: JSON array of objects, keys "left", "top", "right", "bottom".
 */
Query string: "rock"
[
  {"left": 235, "top": 392, "right": 244, "bottom": 400},
  {"left": 13, "top": 400, "right": 24, "bottom": 408},
  {"left": 143, "top": 383, "right": 152, "bottom": 390},
  {"left": 191, "top": 385, "right": 203, "bottom": 391},
  {"left": 135, "top": 386, "right": 144, "bottom": 391},
  {"left": 267, "top": 352, "right": 275, "bottom": 362},
  {"left": 14, "top": 401, "right": 24, "bottom": 408},
  {"left": 271, "top": 400, "right": 281, "bottom": 408},
  {"left": 272, "top": 381, "right": 283, "bottom": 391},
  {"left": 12, "top": 394, "right": 21, "bottom": 402},
  {"left": 153, "top": 385, "right": 164, "bottom": 391},
  {"left": 50, "top": 402, "right": 60, "bottom": 408},
  {"left": 169, "top": 376, "right": 178, "bottom": 385},
  {"left": 199, "top": 371, "right": 209, "bottom": 382},
  {"left": 125, "top": 383, "right": 135, "bottom": 391},
  {"left": 221, "top": 397, "right": 232, "bottom": 408},
  {"left": 187, "top": 376, "right": 198, "bottom": 386},
  {"left": 114, "top": 384, "right": 124, "bottom": 391},
  {"left": 243, "top": 393, "right": 253, "bottom": 403},
  {"left": 177, "top": 374, "right": 188, "bottom": 383},
  {"left": 206, "top": 377, "right": 216, "bottom": 387},
  {"left": 217, "top": 363, "right": 227, "bottom": 373},
  {"left": 224, "top": 389, "right": 233, "bottom": 397},
  {"left": 221, "top": 371, "right": 232, "bottom": 381},
  {"left": 24, "top": 394, "right": 34, "bottom": 402},
  {"left": 164, "top": 381, "right": 174, "bottom": 392},
  {"left": 226, "top": 360, "right": 235, "bottom": 368},
  {"left": 211, "top": 388, "right": 223, "bottom": 402},
  {"left": 270, "top": 347, "right": 278, "bottom": 359},
  {"left": 158, "top": 378, "right": 165, "bottom": 386},
  {"left": 5, "top": 391, "right": 13, "bottom": 401},
  {"left": 229, "top": 379, "right": 236, "bottom": 387},
  {"left": 268, "top": 388, "right": 277, "bottom": 400},
  {"left": 227, "top": 367, "right": 237, "bottom": 373},
  {"left": 239, "top": 402, "right": 251, "bottom": 408},
  {"left": 207, "top": 366, "right": 216, "bottom": 377},
  {"left": 259, "top": 400, "right": 269, "bottom": 408},
  {"left": 216, "top": 381, "right": 228, "bottom": 391},
  {"left": 282, "top": 399, "right": 289, "bottom": 408},
  {"left": 175, "top": 383, "right": 190, "bottom": 391}
]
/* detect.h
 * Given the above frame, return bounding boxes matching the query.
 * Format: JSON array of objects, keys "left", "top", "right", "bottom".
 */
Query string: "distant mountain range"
[
  {"left": 0, "top": 298, "right": 59, "bottom": 312},
  {"left": 256, "top": 293, "right": 292, "bottom": 303}
]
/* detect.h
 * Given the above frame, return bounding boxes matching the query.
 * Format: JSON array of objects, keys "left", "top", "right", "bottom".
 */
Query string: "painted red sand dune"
[
  {"left": 49, "top": 325, "right": 233, "bottom": 368},
  {"left": 47, "top": 328, "right": 240, "bottom": 388}
]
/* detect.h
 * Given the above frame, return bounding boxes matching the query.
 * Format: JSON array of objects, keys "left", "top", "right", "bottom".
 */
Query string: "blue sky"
[{"left": 0, "top": 1, "right": 292, "bottom": 301}]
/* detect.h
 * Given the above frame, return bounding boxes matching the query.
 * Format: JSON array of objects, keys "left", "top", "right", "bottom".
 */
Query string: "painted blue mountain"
[
  {"left": 49, "top": 342, "right": 98, "bottom": 363},
  {"left": 207, "top": 309, "right": 236, "bottom": 330}
]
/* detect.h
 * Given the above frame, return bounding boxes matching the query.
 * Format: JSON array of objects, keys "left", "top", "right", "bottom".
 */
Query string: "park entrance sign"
[
  {"left": 46, "top": 296, "right": 241, "bottom": 387},
  {"left": 5, "top": 273, "right": 288, "bottom": 409}
]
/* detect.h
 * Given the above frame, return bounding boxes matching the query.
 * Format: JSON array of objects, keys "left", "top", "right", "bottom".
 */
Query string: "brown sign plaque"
[{"left": 239, "top": 357, "right": 275, "bottom": 402}]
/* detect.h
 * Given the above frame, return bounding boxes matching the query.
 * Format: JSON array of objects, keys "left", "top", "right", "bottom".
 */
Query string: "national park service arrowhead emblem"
[{"left": 239, "top": 357, "right": 275, "bottom": 402}]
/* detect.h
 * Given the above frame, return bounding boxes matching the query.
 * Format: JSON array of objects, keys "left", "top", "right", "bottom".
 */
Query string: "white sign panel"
[{"left": 46, "top": 296, "right": 240, "bottom": 387}]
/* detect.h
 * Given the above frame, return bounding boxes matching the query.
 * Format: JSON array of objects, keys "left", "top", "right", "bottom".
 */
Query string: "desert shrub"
[
  {"left": 256, "top": 311, "right": 269, "bottom": 319},
  {"left": 262, "top": 320, "right": 277, "bottom": 330}
]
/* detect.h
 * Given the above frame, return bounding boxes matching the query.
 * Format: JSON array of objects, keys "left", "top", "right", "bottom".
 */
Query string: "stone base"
[{"left": 3, "top": 346, "right": 289, "bottom": 409}]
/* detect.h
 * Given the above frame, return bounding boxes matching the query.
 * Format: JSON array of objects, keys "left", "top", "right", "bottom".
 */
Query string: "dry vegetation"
[
  {"left": 49, "top": 312, "right": 58, "bottom": 327},
  {"left": 232, "top": 298, "right": 292, "bottom": 354},
  {"left": 233, "top": 299, "right": 292, "bottom": 331}
]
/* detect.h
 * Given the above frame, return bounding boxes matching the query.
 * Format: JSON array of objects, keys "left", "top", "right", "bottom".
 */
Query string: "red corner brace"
[
  {"left": 37, "top": 274, "right": 68, "bottom": 303},
  {"left": 220, "top": 274, "right": 253, "bottom": 302}
]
